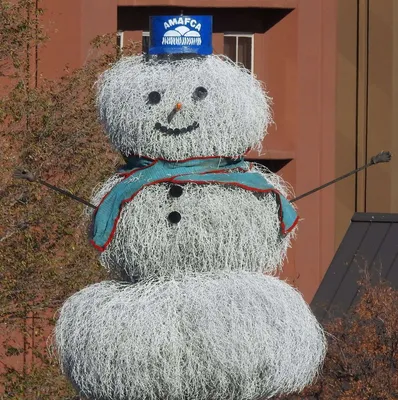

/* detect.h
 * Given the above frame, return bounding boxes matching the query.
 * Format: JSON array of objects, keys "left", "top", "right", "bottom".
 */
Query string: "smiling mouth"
[{"left": 154, "top": 121, "right": 199, "bottom": 135}]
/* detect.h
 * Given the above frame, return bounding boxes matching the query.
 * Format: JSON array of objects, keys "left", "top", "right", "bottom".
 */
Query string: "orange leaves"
[{"left": 278, "top": 277, "right": 398, "bottom": 399}]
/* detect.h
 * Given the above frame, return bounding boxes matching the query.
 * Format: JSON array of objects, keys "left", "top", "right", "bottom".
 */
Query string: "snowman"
[{"left": 55, "top": 15, "right": 326, "bottom": 400}]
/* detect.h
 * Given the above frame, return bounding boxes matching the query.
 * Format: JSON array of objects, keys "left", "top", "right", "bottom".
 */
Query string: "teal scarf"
[{"left": 90, "top": 157, "right": 298, "bottom": 251}]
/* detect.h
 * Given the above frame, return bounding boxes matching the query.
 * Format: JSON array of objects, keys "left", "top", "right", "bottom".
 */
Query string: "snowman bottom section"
[{"left": 55, "top": 272, "right": 326, "bottom": 400}]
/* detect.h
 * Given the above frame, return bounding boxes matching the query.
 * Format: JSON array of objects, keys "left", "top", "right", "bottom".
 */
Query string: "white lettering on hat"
[{"left": 164, "top": 17, "right": 202, "bottom": 32}]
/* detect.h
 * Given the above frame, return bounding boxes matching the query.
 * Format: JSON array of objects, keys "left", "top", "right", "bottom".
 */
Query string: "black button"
[
  {"left": 169, "top": 185, "right": 183, "bottom": 198},
  {"left": 148, "top": 91, "right": 161, "bottom": 105},
  {"left": 168, "top": 211, "right": 181, "bottom": 224},
  {"left": 193, "top": 86, "right": 208, "bottom": 101}
]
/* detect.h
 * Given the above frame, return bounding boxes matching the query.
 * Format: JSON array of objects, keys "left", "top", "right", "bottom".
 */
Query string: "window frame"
[
  {"left": 116, "top": 30, "right": 124, "bottom": 50},
  {"left": 223, "top": 32, "right": 255, "bottom": 74},
  {"left": 142, "top": 31, "right": 150, "bottom": 54},
  {"left": 138, "top": 31, "right": 255, "bottom": 70}
]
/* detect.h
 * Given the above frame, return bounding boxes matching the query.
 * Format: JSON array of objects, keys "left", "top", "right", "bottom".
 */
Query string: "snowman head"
[{"left": 96, "top": 16, "right": 272, "bottom": 160}]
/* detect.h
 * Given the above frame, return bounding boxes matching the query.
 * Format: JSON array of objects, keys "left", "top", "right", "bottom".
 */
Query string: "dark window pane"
[
  {"left": 142, "top": 35, "right": 150, "bottom": 53},
  {"left": 238, "top": 36, "right": 252, "bottom": 71},
  {"left": 224, "top": 36, "right": 237, "bottom": 61},
  {"left": 116, "top": 32, "right": 123, "bottom": 49}
]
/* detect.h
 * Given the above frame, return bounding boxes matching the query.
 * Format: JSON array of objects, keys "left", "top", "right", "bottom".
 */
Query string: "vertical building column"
[
  {"left": 334, "top": 0, "right": 358, "bottom": 247},
  {"left": 336, "top": 0, "right": 398, "bottom": 241},
  {"left": 366, "top": 0, "right": 395, "bottom": 212},
  {"left": 295, "top": 0, "right": 337, "bottom": 302},
  {"left": 392, "top": 2, "right": 398, "bottom": 212},
  {"left": 356, "top": 0, "right": 369, "bottom": 212}
]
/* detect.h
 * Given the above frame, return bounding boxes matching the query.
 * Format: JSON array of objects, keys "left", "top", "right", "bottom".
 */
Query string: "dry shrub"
[
  {"left": 0, "top": 1, "right": 139, "bottom": 397},
  {"left": 276, "top": 276, "right": 398, "bottom": 400}
]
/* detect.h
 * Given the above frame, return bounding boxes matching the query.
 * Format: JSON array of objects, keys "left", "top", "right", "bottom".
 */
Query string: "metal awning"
[{"left": 311, "top": 212, "right": 398, "bottom": 322}]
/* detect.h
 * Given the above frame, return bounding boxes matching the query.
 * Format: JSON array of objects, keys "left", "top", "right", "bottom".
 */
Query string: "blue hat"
[{"left": 149, "top": 15, "right": 213, "bottom": 56}]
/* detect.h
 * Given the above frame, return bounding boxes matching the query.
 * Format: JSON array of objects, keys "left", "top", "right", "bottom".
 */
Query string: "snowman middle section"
[{"left": 90, "top": 156, "right": 298, "bottom": 281}]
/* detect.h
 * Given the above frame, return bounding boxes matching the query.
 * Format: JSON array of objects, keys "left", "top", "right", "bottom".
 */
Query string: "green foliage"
[{"left": 0, "top": 1, "right": 139, "bottom": 397}]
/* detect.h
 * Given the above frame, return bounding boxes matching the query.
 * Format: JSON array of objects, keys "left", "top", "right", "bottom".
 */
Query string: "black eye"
[
  {"left": 193, "top": 87, "right": 208, "bottom": 101},
  {"left": 148, "top": 91, "right": 161, "bottom": 105}
]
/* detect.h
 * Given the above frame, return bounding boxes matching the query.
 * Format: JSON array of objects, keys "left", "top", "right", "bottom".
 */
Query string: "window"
[
  {"left": 142, "top": 31, "right": 150, "bottom": 54},
  {"left": 224, "top": 34, "right": 254, "bottom": 72},
  {"left": 138, "top": 32, "right": 254, "bottom": 67}
]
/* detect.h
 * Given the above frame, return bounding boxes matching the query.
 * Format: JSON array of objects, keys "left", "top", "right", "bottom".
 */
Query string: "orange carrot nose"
[{"left": 175, "top": 102, "right": 182, "bottom": 111}]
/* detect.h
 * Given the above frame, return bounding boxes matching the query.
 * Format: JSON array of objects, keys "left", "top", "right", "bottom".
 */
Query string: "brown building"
[{"left": 33, "top": 0, "right": 398, "bottom": 303}]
